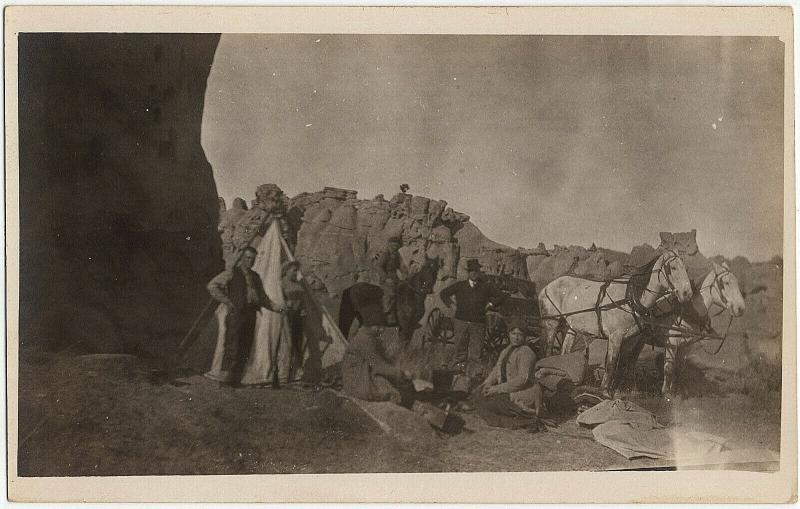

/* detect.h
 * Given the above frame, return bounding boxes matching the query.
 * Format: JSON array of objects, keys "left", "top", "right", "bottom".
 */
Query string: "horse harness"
[{"left": 542, "top": 252, "right": 682, "bottom": 340}]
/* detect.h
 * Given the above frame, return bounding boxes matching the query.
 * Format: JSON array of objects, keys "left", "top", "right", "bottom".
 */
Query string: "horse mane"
[{"left": 627, "top": 253, "right": 661, "bottom": 304}]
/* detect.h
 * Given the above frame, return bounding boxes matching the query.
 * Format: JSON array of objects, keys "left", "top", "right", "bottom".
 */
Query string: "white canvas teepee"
[{"left": 203, "top": 219, "right": 348, "bottom": 385}]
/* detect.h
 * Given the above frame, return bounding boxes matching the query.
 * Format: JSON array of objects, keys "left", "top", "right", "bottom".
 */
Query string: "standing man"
[
  {"left": 207, "top": 246, "right": 284, "bottom": 386},
  {"left": 375, "top": 236, "right": 409, "bottom": 326},
  {"left": 439, "top": 259, "right": 507, "bottom": 381}
]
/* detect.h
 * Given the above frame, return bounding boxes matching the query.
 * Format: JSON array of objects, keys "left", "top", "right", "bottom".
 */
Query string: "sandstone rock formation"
[
  {"left": 19, "top": 34, "right": 222, "bottom": 356},
  {"left": 223, "top": 187, "right": 529, "bottom": 298}
]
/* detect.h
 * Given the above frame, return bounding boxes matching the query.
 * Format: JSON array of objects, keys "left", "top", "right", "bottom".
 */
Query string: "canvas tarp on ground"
[{"left": 179, "top": 219, "right": 348, "bottom": 384}]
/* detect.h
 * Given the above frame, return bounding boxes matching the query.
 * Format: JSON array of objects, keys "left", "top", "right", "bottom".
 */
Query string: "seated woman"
[
  {"left": 341, "top": 283, "right": 414, "bottom": 407},
  {"left": 472, "top": 317, "right": 545, "bottom": 430}
]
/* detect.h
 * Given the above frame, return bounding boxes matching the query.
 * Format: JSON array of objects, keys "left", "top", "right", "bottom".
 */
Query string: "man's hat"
[{"left": 465, "top": 259, "right": 482, "bottom": 271}]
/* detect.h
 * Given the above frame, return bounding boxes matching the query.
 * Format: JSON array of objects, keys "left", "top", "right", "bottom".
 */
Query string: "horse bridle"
[
  {"left": 699, "top": 268, "right": 734, "bottom": 315},
  {"left": 641, "top": 249, "right": 682, "bottom": 299}
]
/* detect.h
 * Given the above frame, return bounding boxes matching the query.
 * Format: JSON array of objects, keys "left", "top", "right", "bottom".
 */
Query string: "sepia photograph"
[{"left": 5, "top": 6, "right": 795, "bottom": 504}]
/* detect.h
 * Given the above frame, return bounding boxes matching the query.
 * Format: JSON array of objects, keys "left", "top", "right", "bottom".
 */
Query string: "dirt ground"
[{"left": 16, "top": 348, "right": 781, "bottom": 476}]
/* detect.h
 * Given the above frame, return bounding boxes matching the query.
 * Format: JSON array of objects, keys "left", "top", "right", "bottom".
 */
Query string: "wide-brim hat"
[{"left": 465, "top": 259, "right": 482, "bottom": 271}]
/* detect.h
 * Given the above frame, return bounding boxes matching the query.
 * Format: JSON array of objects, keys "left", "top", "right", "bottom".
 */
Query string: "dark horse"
[{"left": 339, "top": 256, "right": 441, "bottom": 342}]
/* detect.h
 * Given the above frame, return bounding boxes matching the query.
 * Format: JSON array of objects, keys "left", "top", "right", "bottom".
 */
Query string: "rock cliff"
[{"left": 19, "top": 34, "right": 222, "bottom": 356}]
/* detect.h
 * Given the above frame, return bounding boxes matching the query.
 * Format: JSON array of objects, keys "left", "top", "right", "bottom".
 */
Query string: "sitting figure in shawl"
[
  {"left": 471, "top": 317, "right": 546, "bottom": 430},
  {"left": 340, "top": 283, "right": 414, "bottom": 407}
]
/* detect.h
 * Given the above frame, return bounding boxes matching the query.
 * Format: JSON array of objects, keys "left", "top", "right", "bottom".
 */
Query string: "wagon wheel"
[
  {"left": 482, "top": 311, "right": 509, "bottom": 364},
  {"left": 482, "top": 330, "right": 509, "bottom": 365},
  {"left": 425, "top": 307, "right": 454, "bottom": 350}
]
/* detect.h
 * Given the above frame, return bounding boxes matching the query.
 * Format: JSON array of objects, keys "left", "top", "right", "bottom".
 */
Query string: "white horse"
[
  {"left": 538, "top": 249, "right": 693, "bottom": 397},
  {"left": 644, "top": 261, "right": 746, "bottom": 397}
]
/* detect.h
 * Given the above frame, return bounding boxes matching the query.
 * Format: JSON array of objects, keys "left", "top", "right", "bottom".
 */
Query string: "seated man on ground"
[
  {"left": 341, "top": 283, "right": 415, "bottom": 407},
  {"left": 471, "top": 317, "right": 546, "bottom": 430}
]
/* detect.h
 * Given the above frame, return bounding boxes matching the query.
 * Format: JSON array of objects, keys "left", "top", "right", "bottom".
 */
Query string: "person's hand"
[
  {"left": 224, "top": 301, "right": 236, "bottom": 312},
  {"left": 402, "top": 370, "right": 413, "bottom": 380},
  {"left": 482, "top": 385, "right": 498, "bottom": 396}
]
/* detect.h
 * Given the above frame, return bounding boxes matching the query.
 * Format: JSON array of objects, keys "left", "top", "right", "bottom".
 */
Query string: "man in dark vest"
[
  {"left": 439, "top": 259, "right": 507, "bottom": 380},
  {"left": 375, "top": 236, "right": 409, "bottom": 326},
  {"left": 207, "top": 246, "right": 284, "bottom": 386}
]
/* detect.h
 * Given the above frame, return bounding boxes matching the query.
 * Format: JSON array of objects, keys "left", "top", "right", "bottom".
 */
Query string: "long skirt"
[{"left": 471, "top": 388, "right": 545, "bottom": 431}]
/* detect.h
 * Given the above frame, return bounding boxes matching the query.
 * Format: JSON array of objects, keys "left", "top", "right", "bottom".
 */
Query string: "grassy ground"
[{"left": 16, "top": 346, "right": 781, "bottom": 476}]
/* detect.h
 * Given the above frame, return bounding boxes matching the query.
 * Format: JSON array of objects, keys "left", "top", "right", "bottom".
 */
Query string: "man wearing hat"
[
  {"left": 375, "top": 236, "right": 409, "bottom": 326},
  {"left": 438, "top": 258, "right": 507, "bottom": 380}
]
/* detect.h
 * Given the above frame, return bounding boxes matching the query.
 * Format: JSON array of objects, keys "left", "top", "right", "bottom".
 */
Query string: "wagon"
[{"left": 423, "top": 274, "right": 543, "bottom": 365}]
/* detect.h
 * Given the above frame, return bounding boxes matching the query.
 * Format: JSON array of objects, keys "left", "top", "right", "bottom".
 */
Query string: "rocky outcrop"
[
  {"left": 228, "top": 188, "right": 529, "bottom": 297},
  {"left": 19, "top": 34, "right": 222, "bottom": 356}
]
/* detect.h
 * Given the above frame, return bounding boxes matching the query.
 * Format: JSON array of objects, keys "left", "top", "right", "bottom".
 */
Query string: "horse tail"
[{"left": 339, "top": 286, "right": 356, "bottom": 339}]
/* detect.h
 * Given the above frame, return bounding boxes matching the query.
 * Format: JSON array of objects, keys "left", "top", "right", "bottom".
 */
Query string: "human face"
[
  {"left": 468, "top": 270, "right": 480, "bottom": 282},
  {"left": 286, "top": 266, "right": 298, "bottom": 281},
  {"left": 509, "top": 328, "right": 526, "bottom": 346},
  {"left": 388, "top": 241, "right": 400, "bottom": 253},
  {"left": 239, "top": 251, "right": 256, "bottom": 270}
]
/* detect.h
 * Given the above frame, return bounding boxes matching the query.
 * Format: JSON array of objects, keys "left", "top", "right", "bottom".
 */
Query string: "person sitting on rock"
[
  {"left": 341, "top": 283, "right": 414, "bottom": 407},
  {"left": 471, "top": 317, "right": 545, "bottom": 430},
  {"left": 375, "top": 236, "right": 409, "bottom": 326}
]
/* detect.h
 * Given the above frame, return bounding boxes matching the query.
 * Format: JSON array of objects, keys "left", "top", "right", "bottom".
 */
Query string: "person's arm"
[
  {"left": 439, "top": 281, "right": 460, "bottom": 307},
  {"left": 254, "top": 274, "right": 283, "bottom": 313},
  {"left": 492, "top": 348, "right": 537, "bottom": 393},
  {"left": 363, "top": 335, "right": 405, "bottom": 380},
  {"left": 487, "top": 283, "right": 508, "bottom": 309},
  {"left": 207, "top": 270, "right": 234, "bottom": 308},
  {"left": 483, "top": 362, "right": 501, "bottom": 387},
  {"left": 398, "top": 256, "right": 410, "bottom": 281}
]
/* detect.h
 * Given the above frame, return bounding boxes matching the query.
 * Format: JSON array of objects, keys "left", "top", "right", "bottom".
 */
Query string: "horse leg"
[
  {"left": 624, "top": 337, "right": 646, "bottom": 392},
  {"left": 560, "top": 330, "right": 577, "bottom": 355},
  {"left": 662, "top": 333, "right": 680, "bottom": 398},
  {"left": 600, "top": 332, "right": 625, "bottom": 398},
  {"left": 540, "top": 318, "right": 560, "bottom": 357}
]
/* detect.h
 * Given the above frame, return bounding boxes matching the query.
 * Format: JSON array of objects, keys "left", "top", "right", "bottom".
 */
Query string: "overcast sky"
[{"left": 202, "top": 35, "right": 784, "bottom": 261}]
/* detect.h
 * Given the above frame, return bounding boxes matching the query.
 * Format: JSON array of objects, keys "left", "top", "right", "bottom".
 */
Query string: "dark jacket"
[
  {"left": 439, "top": 278, "right": 506, "bottom": 323},
  {"left": 207, "top": 267, "right": 272, "bottom": 312}
]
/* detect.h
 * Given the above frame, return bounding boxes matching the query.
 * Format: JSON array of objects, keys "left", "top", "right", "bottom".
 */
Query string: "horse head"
[
  {"left": 653, "top": 249, "right": 693, "bottom": 304},
  {"left": 710, "top": 261, "right": 746, "bottom": 317}
]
